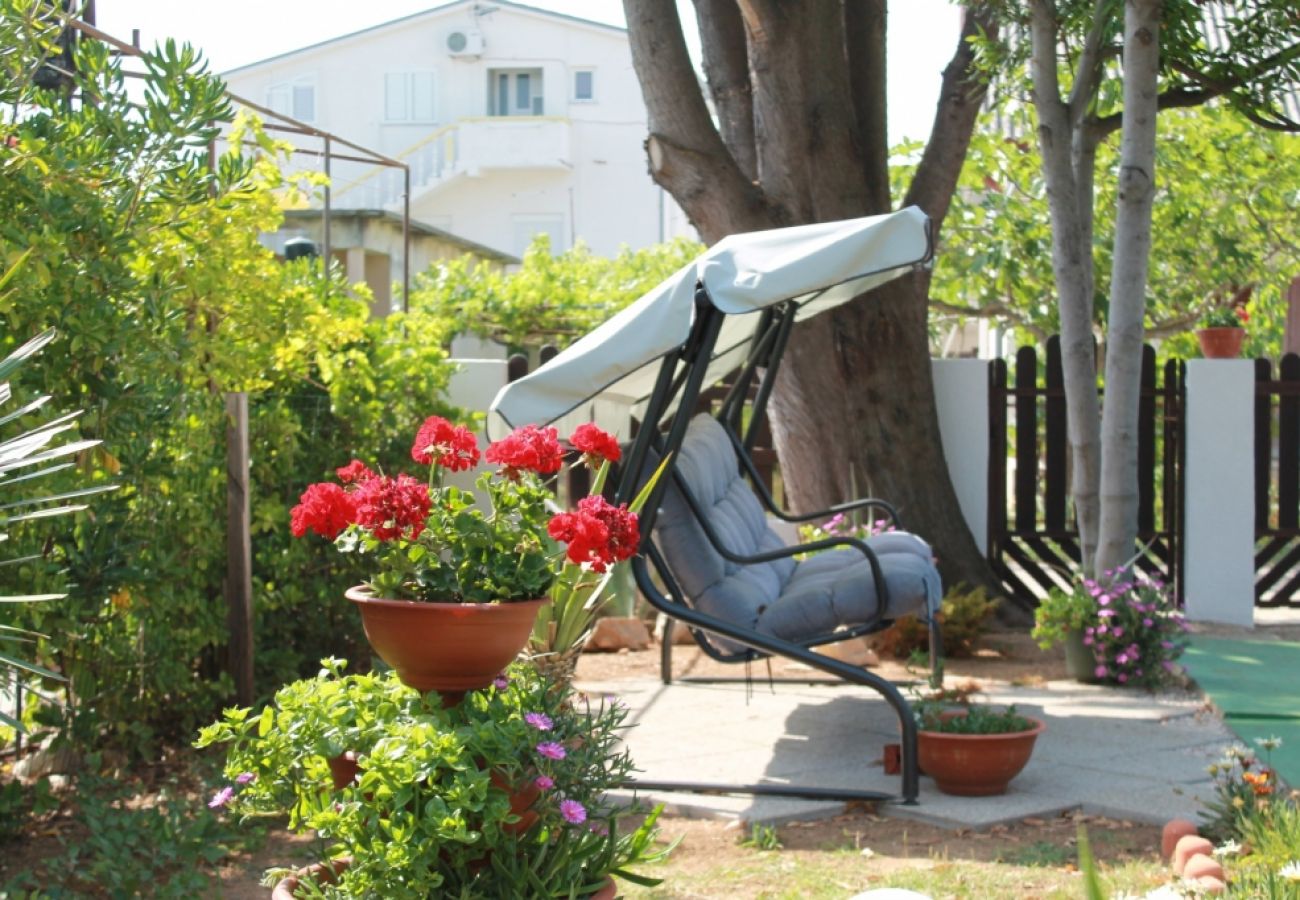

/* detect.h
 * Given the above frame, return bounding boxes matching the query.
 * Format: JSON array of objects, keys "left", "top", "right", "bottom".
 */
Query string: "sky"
[{"left": 95, "top": 0, "right": 962, "bottom": 146}]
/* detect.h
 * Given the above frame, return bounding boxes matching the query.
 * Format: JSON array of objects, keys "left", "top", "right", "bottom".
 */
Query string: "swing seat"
[{"left": 654, "top": 414, "right": 941, "bottom": 660}]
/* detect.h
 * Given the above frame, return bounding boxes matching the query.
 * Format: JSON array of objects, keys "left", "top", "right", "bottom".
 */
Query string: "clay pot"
[
  {"left": 1183, "top": 854, "right": 1225, "bottom": 882},
  {"left": 271, "top": 856, "right": 350, "bottom": 899},
  {"left": 347, "top": 586, "right": 545, "bottom": 702},
  {"left": 326, "top": 751, "right": 359, "bottom": 792},
  {"left": 1161, "top": 818, "right": 1198, "bottom": 860},
  {"left": 916, "top": 716, "right": 1045, "bottom": 796},
  {"left": 588, "top": 876, "right": 617, "bottom": 899},
  {"left": 1196, "top": 327, "right": 1245, "bottom": 359},
  {"left": 1173, "top": 834, "right": 1215, "bottom": 875},
  {"left": 489, "top": 768, "right": 542, "bottom": 834}
]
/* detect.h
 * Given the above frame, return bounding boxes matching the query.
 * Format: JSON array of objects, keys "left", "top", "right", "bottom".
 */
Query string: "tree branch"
[
  {"left": 623, "top": 0, "right": 773, "bottom": 241},
  {"left": 903, "top": 2, "right": 998, "bottom": 232},
  {"left": 1067, "top": 0, "right": 1113, "bottom": 124},
  {"left": 692, "top": 0, "right": 757, "bottom": 181}
]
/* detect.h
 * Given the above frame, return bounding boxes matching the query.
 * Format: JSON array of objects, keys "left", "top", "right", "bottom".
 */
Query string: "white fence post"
[
  {"left": 1184, "top": 359, "right": 1255, "bottom": 626},
  {"left": 932, "top": 359, "right": 989, "bottom": 554}
]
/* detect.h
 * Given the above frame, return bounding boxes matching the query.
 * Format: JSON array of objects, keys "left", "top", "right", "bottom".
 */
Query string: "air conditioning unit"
[{"left": 446, "top": 30, "right": 484, "bottom": 57}]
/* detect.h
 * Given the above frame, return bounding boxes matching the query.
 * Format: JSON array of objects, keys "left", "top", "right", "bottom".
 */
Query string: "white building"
[{"left": 222, "top": 0, "right": 692, "bottom": 293}]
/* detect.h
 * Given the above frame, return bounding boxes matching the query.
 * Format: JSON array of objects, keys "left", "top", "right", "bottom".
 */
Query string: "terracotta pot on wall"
[
  {"left": 346, "top": 586, "right": 545, "bottom": 704},
  {"left": 1195, "top": 327, "right": 1245, "bottom": 359}
]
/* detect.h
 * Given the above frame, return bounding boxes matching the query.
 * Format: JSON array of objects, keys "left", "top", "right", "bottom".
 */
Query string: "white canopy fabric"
[{"left": 489, "top": 206, "right": 931, "bottom": 437}]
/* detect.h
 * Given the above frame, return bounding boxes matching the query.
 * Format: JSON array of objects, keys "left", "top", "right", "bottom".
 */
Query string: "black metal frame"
[{"left": 613, "top": 282, "right": 940, "bottom": 806}]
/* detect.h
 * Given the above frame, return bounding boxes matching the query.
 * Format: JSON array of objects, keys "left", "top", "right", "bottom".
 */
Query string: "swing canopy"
[{"left": 489, "top": 206, "right": 931, "bottom": 434}]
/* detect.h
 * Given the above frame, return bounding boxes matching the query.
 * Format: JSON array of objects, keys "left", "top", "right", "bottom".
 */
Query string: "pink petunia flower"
[
  {"left": 208, "top": 786, "right": 235, "bottom": 809},
  {"left": 536, "top": 741, "right": 566, "bottom": 760},
  {"left": 559, "top": 799, "right": 587, "bottom": 824}
]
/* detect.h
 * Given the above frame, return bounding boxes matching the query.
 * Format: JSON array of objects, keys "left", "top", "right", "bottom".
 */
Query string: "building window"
[
  {"left": 266, "top": 77, "right": 316, "bottom": 122},
  {"left": 385, "top": 72, "right": 437, "bottom": 122},
  {"left": 489, "top": 69, "right": 544, "bottom": 116},
  {"left": 573, "top": 69, "right": 594, "bottom": 102}
]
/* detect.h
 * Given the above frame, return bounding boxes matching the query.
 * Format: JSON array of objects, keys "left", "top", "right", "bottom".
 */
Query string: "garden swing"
[{"left": 490, "top": 206, "right": 943, "bottom": 805}]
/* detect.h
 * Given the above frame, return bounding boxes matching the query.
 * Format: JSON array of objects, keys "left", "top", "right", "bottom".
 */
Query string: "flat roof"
[
  {"left": 223, "top": 0, "right": 625, "bottom": 76},
  {"left": 282, "top": 208, "right": 518, "bottom": 263}
]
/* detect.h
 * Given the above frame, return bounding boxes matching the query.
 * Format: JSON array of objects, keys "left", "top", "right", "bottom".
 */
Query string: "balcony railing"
[{"left": 334, "top": 117, "right": 572, "bottom": 210}]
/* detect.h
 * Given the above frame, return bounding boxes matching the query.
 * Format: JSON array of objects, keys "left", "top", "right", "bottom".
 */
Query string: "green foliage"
[
  {"left": 0, "top": 4, "right": 461, "bottom": 757},
  {"left": 197, "top": 660, "right": 670, "bottom": 897},
  {"left": 878, "top": 584, "right": 999, "bottom": 659},
  {"left": 927, "top": 104, "right": 1300, "bottom": 355},
  {"left": 409, "top": 233, "right": 701, "bottom": 348},
  {"left": 739, "top": 824, "right": 783, "bottom": 852},
  {"left": 1200, "top": 739, "right": 1284, "bottom": 843},
  {"left": 1031, "top": 584, "right": 1098, "bottom": 650},
  {"left": 915, "top": 703, "right": 1035, "bottom": 736},
  {"left": 0, "top": 775, "right": 56, "bottom": 842}
]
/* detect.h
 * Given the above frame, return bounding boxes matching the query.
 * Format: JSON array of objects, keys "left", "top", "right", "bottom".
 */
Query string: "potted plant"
[
  {"left": 290, "top": 417, "right": 642, "bottom": 701},
  {"left": 1031, "top": 584, "right": 1100, "bottom": 682},
  {"left": 197, "top": 659, "right": 672, "bottom": 897},
  {"left": 913, "top": 693, "right": 1045, "bottom": 796},
  {"left": 1034, "top": 570, "right": 1188, "bottom": 688},
  {"left": 1195, "top": 286, "right": 1251, "bottom": 358}
]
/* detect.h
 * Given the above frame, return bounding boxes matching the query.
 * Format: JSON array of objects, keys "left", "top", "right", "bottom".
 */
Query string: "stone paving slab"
[{"left": 583, "top": 675, "right": 1237, "bottom": 830}]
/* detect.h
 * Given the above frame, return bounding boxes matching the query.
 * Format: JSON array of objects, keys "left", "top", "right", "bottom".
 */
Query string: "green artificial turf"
[{"left": 1183, "top": 636, "right": 1300, "bottom": 786}]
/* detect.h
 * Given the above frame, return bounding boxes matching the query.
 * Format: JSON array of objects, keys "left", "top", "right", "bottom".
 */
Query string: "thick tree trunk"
[
  {"left": 1096, "top": 0, "right": 1162, "bottom": 575},
  {"left": 623, "top": 0, "right": 1006, "bottom": 605}
]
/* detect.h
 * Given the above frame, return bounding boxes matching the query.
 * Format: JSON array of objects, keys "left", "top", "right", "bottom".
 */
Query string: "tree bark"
[
  {"left": 1096, "top": 0, "right": 1162, "bottom": 575},
  {"left": 693, "top": 0, "right": 757, "bottom": 181},
  {"left": 1029, "top": 0, "right": 1103, "bottom": 574},
  {"left": 623, "top": 0, "right": 1007, "bottom": 605}
]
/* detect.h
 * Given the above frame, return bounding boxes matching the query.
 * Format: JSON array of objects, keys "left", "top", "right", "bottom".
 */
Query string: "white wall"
[
  {"left": 222, "top": 2, "right": 692, "bottom": 258},
  {"left": 932, "top": 359, "right": 989, "bottom": 554}
]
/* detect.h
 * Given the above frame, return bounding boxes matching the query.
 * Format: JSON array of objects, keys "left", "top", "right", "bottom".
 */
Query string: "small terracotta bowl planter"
[{"left": 917, "top": 713, "right": 1045, "bottom": 796}]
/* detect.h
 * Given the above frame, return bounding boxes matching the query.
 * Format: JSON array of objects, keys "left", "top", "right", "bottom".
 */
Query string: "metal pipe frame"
[{"left": 615, "top": 285, "right": 923, "bottom": 805}]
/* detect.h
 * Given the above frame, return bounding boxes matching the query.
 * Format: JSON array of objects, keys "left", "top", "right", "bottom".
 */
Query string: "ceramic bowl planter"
[
  {"left": 1195, "top": 327, "right": 1245, "bottom": 359},
  {"left": 917, "top": 715, "right": 1046, "bottom": 796},
  {"left": 346, "top": 586, "right": 545, "bottom": 702}
]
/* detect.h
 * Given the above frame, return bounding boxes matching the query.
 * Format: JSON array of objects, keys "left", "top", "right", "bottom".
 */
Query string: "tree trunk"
[
  {"left": 1096, "top": 0, "right": 1162, "bottom": 575},
  {"left": 1029, "top": 0, "right": 1103, "bottom": 575},
  {"left": 623, "top": 0, "right": 1006, "bottom": 604}
]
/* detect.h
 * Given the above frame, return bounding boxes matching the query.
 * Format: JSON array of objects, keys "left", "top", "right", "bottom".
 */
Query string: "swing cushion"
[{"left": 654, "top": 415, "right": 942, "bottom": 652}]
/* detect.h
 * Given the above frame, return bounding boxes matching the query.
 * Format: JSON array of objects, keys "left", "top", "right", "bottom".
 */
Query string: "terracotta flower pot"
[
  {"left": 489, "top": 768, "right": 542, "bottom": 834},
  {"left": 326, "top": 750, "right": 360, "bottom": 791},
  {"left": 917, "top": 716, "right": 1045, "bottom": 796},
  {"left": 588, "top": 876, "right": 618, "bottom": 899},
  {"left": 347, "top": 586, "right": 545, "bottom": 702},
  {"left": 271, "top": 856, "right": 350, "bottom": 899},
  {"left": 1196, "top": 327, "right": 1245, "bottom": 359}
]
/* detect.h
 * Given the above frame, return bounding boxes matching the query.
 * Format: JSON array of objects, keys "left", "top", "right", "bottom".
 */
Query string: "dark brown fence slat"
[
  {"left": 1137, "top": 346, "right": 1157, "bottom": 532},
  {"left": 1279, "top": 355, "right": 1300, "bottom": 530},
  {"left": 1014, "top": 346, "right": 1039, "bottom": 533},
  {"left": 988, "top": 359, "right": 1008, "bottom": 545},
  {"left": 1255, "top": 358, "right": 1274, "bottom": 532},
  {"left": 507, "top": 353, "right": 529, "bottom": 383},
  {"left": 1044, "top": 337, "right": 1067, "bottom": 531}
]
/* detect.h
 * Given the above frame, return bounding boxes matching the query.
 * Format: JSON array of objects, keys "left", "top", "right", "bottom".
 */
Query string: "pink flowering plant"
[
  {"left": 1033, "top": 569, "right": 1187, "bottom": 687},
  {"left": 197, "top": 659, "right": 670, "bottom": 896},
  {"left": 290, "top": 416, "right": 642, "bottom": 603}
]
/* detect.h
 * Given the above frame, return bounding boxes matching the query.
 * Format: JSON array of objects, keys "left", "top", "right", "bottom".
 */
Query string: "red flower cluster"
[
  {"left": 485, "top": 424, "right": 564, "bottom": 478},
  {"left": 290, "top": 483, "right": 356, "bottom": 540},
  {"left": 547, "top": 495, "right": 639, "bottom": 573},
  {"left": 353, "top": 474, "right": 432, "bottom": 541},
  {"left": 411, "top": 416, "right": 480, "bottom": 472},
  {"left": 335, "top": 459, "right": 376, "bottom": 484},
  {"left": 569, "top": 423, "right": 620, "bottom": 464}
]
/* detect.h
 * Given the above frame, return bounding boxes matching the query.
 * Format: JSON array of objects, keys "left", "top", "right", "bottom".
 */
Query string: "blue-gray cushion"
[{"left": 654, "top": 414, "right": 941, "bottom": 653}]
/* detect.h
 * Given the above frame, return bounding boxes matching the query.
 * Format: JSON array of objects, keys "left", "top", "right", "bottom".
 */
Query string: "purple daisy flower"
[
  {"left": 537, "top": 741, "right": 566, "bottom": 760},
  {"left": 493, "top": 674, "right": 510, "bottom": 690},
  {"left": 535, "top": 775, "right": 555, "bottom": 790},
  {"left": 560, "top": 799, "right": 587, "bottom": 824},
  {"left": 208, "top": 786, "right": 235, "bottom": 809},
  {"left": 525, "top": 712, "right": 554, "bottom": 731},
  {"left": 235, "top": 772, "right": 255, "bottom": 785}
]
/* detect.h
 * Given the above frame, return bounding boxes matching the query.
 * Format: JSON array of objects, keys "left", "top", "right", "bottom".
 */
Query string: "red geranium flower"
[
  {"left": 335, "top": 459, "right": 376, "bottom": 484},
  {"left": 485, "top": 424, "right": 564, "bottom": 478},
  {"left": 290, "top": 482, "right": 356, "bottom": 540},
  {"left": 547, "top": 495, "right": 639, "bottom": 573},
  {"left": 411, "top": 416, "right": 481, "bottom": 472},
  {"left": 353, "top": 474, "right": 432, "bottom": 541},
  {"left": 569, "top": 423, "right": 620, "bottom": 464}
]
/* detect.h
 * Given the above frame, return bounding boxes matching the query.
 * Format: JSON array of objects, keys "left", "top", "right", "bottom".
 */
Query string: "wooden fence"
[
  {"left": 987, "top": 336, "right": 1185, "bottom": 605},
  {"left": 1254, "top": 355, "right": 1300, "bottom": 607}
]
